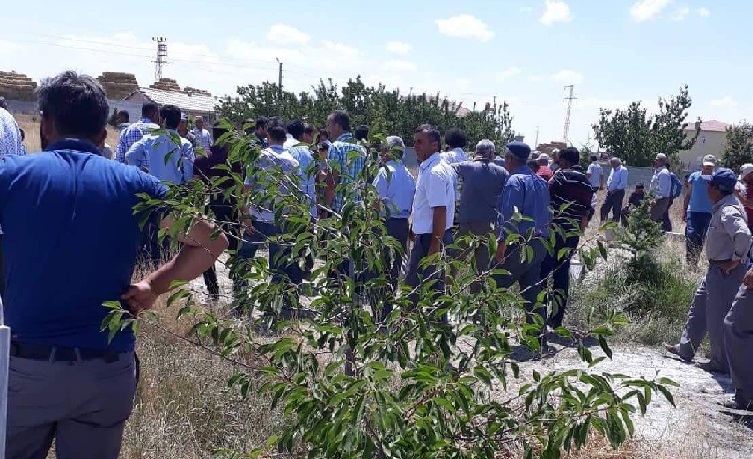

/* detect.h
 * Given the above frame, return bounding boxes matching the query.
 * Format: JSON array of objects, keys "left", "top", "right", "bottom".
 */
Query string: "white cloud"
[
  {"left": 671, "top": 6, "right": 690, "bottom": 21},
  {"left": 520, "top": 6, "right": 534, "bottom": 12},
  {"left": 382, "top": 60, "right": 417, "bottom": 73},
  {"left": 386, "top": 41, "right": 412, "bottom": 55},
  {"left": 265, "top": 23, "right": 310, "bottom": 46},
  {"left": 696, "top": 7, "right": 710, "bottom": 17},
  {"left": 541, "top": 1, "right": 573, "bottom": 25},
  {"left": 321, "top": 40, "right": 360, "bottom": 59},
  {"left": 710, "top": 96, "right": 737, "bottom": 108},
  {"left": 630, "top": 0, "right": 673, "bottom": 22},
  {"left": 497, "top": 67, "right": 522, "bottom": 81},
  {"left": 550, "top": 69, "right": 583, "bottom": 84},
  {"left": 435, "top": 14, "right": 495, "bottom": 42}
]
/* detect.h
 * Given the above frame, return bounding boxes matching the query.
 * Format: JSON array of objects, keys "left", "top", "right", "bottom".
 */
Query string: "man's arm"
[
  {"left": 683, "top": 179, "right": 692, "bottom": 222},
  {"left": 122, "top": 215, "right": 229, "bottom": 314},
  {"left": 125, "top": 138, "right": 146, "bottom": 168},
  {"left": 182, "top": 142, "right": 195, "bottom": 183},
  {"left": 428, "top": 206, "right": 447, "bottom": 256},
  {"left": 721, "top": 208, "right": 752, "bottom": 270}
]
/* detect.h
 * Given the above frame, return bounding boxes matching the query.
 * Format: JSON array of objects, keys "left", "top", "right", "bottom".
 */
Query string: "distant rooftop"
[
  {"left": 126, "top": 87, "right": 216, "bottom": 113},
  {"left": 687, "top": 120, "right": 729, "bottom": 132}
]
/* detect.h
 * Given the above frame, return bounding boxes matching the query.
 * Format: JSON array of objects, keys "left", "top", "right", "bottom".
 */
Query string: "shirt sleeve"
[
  {"left": 721, "top": 207, "right": 752, "bottom": 261},
  {"left": 115, "top": 129, "right": 128, "bottom": 163},
  {"left": 425, "top": 169, "right": 450, "bottom": 209},
  {"left": 182, "top": 142, "right": 195, "bottom": 183},
  {"left": 498, "top": 176, "right": 522, "bottom": 240},
  {"left": 125, "top": 138, "right": 146, "bottom": 167},
  {"left": 373, "top": 167, "right": 389, "bottom": 199}
]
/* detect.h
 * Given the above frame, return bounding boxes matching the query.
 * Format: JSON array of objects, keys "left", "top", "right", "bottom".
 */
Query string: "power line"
[{"left": 152, "top": 37, "right": 168, "bottom": 81}]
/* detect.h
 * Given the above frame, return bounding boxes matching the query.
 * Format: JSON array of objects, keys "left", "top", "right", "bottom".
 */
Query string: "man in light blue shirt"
[
  {"left": 650, "top": 153, "right": 672, "bottom": 221},
  {"left": 494, "top": 141, "right": 551, "bottom": 343},
  {"left": 684, "top": 154, "right": 716, "bottom": 265},
  {"left": 600, "top": 157, "right": 628, "bottom": 222},
  {"left": 126, "top": 105, "right": 194, "bottom": 185},
  {"left": 326, "top": 110, "right": 367, "bottom": 212},
  {"left": 286, "top": 120, "right": 318, "bottom": 218},
  {"left": 115, "top": 103, "right": 160, "bottom": 164},
  {"left": 373, "top": 135, "right": 416, "bottom": 300}
]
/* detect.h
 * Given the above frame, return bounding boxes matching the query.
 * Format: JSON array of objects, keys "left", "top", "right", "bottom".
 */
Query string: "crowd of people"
[{"left": 0, "top": 70, "right": 752, "bottom": 458}]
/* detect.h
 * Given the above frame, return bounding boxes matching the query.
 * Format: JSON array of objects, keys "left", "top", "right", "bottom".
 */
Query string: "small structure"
[
  {"left": 97, "top": 72, "right": 138, "bottom": 99},
  {"left": 678, "top": 120, "right": 729, "bottom": 169},
  {"left": 124, "top": 84, "right": 216, "bottom": 121},
  {"left": 0, "top": 71, "right": 37, "bottom": 102}
]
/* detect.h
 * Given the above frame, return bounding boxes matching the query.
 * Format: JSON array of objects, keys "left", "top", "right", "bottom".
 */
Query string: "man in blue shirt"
[
  {"left": 287, "top": 119, "right": 319, "bottom": 218},
  {"left": 494, "top": 141, "right": 552, "bottom": 344},
  {"left": 125, "top": 104, "right": 195, "bottom": 184},
  {"left": 600, "top": 157, "right": 628, "bottom": 222},
  {"left": 1, "top": 71, "right": 227, "bottom": 459},
  {"left": 684, "top": 155, "right": 716, "bottom": 266},
  {"left": 115, "top": 102, "right": 160, "bottom": 163},
  {"left": 326, "top": 110, "right": 367, "bottom": 212},
  {"left": 649, "top": 153, "right": 673, "bottom": 222},
  {"left": 373, "top": 135, "right": 416, "bottom": 298}
]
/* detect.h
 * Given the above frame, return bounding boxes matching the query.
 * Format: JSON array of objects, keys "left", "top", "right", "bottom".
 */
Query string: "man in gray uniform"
[
  {"left": 723, "top": 267, "right": 753, "bottom": 410},
  {"left": 665, "top": 169, "right": 751, "bottom": 373}
]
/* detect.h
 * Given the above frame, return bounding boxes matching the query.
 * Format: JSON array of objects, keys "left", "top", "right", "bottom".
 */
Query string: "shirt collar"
[
  {"left": 336, "top": 133, "right": 353, "bottom": 142},
  {"left": 714, "top": 194, "right": 738, "bottom": 212},
  {"left": 512, "top": 165, "right": 534, "bottom": 175},
  {"left": 45, "top": 138, "right": 103, "bottom": 156},
  {"left": 140, "top": 117, "right": 155, "bottom": 124},
  {"left": 419, "top": 152, "right": 441, "bottom": 171},
  {"left": 268, "top": 144, "right": 285, "bottom": 153}
]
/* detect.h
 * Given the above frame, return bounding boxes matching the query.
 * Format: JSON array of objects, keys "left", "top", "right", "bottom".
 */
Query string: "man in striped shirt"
[
  {"left": 326, "top": 110, "right": 367, "bottom": 212},
  {"left": 540, "top": 147, "right": 594, "bottom": 329},
  {"left": 115, "top": 103, "right": 160, "bottom": 163}
]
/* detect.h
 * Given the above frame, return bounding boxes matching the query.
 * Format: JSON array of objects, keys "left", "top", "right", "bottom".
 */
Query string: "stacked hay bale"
[
  {"left": 183, "top": 86, "right": 212, "bottom": 97},
  {"left": 97, "top": 72, "right": 139, "bottom": 99},
  {"left": 150, "top": 78, "right": 181, "bottom": 92},
  {"left": 0, "top": 71, "right": 37, "bottom": 101}
]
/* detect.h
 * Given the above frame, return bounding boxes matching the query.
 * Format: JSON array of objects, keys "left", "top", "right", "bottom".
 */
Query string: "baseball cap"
[
  {"left": 506, "top": 141, "right": 531, "bottom": 161},
  {"left": 740, "top": 163, "right": 753, "bottom": 180},
  {"left": 180, "top": 112, "right": 189, "bottom": 121},
  {"left": 655, "top": 153, "right": 667, "bottom": 161},
  {"left": 708, "top": 168, "right": 737, "bottom": 192},
  {"left": 635, "top": 182, "right": 645, "bottom": 189},
  {"left": 702, "top": 155, "right": 716, "bottom": 167}
]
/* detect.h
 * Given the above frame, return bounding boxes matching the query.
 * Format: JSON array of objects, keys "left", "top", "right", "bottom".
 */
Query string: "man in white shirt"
[
  {"left": 190, "top": 116, "right": 212, "bottom": 153},
  {"left": 649, "top": 153, "right": 672, "bottom": 222},
  {"left": 439, "top": 127, "right": 468, "bottom": 165},
  {"left": 405, "top": 124, "right": 456, "bottom": 313},
  {"left": 587, "top": 155, "right": 603, "bottom": 190},
  {"left": 600, "top": 157, "right": 628, "bottom": 222}
]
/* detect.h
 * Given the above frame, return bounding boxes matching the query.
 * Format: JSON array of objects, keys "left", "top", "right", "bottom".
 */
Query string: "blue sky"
[{"left": 2, "top": 0, "right": 751, "bottom": 147}]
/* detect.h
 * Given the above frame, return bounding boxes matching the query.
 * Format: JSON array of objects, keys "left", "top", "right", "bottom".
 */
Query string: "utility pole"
[
  {"left": 563, "top": 84, "right": 577, "bottom": 144},
  {"left": 152, "top": 37, "right": 168, "bottom": 82},
  {"left": 534, "top": 126, "right": 540, "bottom": 148},
  {"left": 276, "top": 58, "right": 283, "bottom": 98}
]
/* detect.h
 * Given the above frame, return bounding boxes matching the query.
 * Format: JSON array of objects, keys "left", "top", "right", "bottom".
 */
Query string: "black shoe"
[
  {"left": 663, "top": 343, "right": 693, "bottom": 363},
  {"left": 696, "top": 360, "right": 728, "bottom": 374},
  {"left": 720, "top": 397, "right": 753, "bottom": 412}
]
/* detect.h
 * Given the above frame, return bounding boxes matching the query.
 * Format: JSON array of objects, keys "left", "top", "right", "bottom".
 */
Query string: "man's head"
[
  {"left": 654, "top": 153, "right": 668, "bottom": 168},
  {"left": 318, "top": 129, "right": 329, "bottom": 143},
  {"left": 37, "top": 70, "right": 109, "bottom": 147},
  {"left": 0, "top": 96, "right": 7, "bottom": 110},
  {"left": 474, "top": 139, "right": 496, "bottom": 160},
  {"left": 326, "top": 110, "right": 350, "bottom": 139},
  {"left": 177, "top": 112, "right": 188, "bottom": 136},
  {"left": 527, "top": 159, "right": 540, "bottom": 173},
  {"left": 590, "top": 155, "right": 598, "bottom": 163},
  {"left": 302, "top": 124, "right": 315, "bottom": 144},
  {"left": 19, "top": 128, "right": 25, "bottom": 142},
  {"left": 740, "top": 163, "right": 753, "bottom": 188},
  {"left": 381, "top": 135, "right": 405, "bottom": 162},
  {"left": 444, "top": 128, "right": 468, "bottom": 150},
  {"left": 254, "top": 117, "right": 269, "bottom": 139},
  {"left": 354, "top": 124, "right": 369, "bottom": 141},
  {"left": 537, "top": 153, "right": 550, "bottom": 166},
  {"left": 610, "top": 157, "right": 621, "bottom": 169},
  {"left": 117, "top": 109, "right": 129, "bottom": 124},
  {"left": 267, "top": 124, "right": 287, "bottom": 146},
  {"left": 504, "top": 141, "right": 531, "bottom": 172},
  {"left": 702, "top": 154, "right": 717, "bottom": 175},
  {"left": 635, "top": 182, "right": 645, "bottom": 194},
  {"left": 195, "top": 116, "right": 205, "bottom": 130},
  {"left": 141, "top": 102, "right": 159, "bottom": 123},
  {"left": 706, "top": 168, "right": 737, "bottom": 202},
  {"left": 413, "top": 124, "right": 441, "bottom": 162},
  {"left": 287, "top": 119, "right": 305, "bottom": 142},
  {"left": 159, "top": 105, "right": 181, "bottom": 130},
  {"left": 558, "top": 147, "right": 580, "bottom": 169}
]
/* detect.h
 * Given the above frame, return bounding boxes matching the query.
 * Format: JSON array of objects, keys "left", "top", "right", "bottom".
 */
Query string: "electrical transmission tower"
[
  {"left": 563, "top": 85, "right": 577, "bottom": 144},
  {"left": 152, "top": 37, "right": 168, "bottom": 82}
]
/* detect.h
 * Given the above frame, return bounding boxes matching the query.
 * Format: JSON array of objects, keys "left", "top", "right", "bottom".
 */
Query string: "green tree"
[
  {"left": 105, "top": 125, "right": 676, "bottom": 459},
  {"left": 721, "top": 122, "right": 753, "bottom": 170},
  {"left": 593, "top": 86, "right": 700, "bottom": 167}
]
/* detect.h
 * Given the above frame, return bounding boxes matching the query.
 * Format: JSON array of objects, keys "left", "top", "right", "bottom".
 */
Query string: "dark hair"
[
  {"left": 37, "top": 70, "right": 109, "bottom": 140},
  {"left": 527, "top": 159, "right": 540, "bottom": 172},
  {"left": 328, "top": 110, "right": 350, "bottom": 132},
  {"left": 318, "top": 129, "right": 329, "bottom": 141},
  {"left": 268, "top": 116, "right": 285, "bottom": 130},
  {"left": 590, "top": 155, "right": 598, "bottom": 162},
  {"left": 159, "top": 105, "right": 181, "bottom": 130},
  {"left": 0, "top": 96, "right": 6, "bottom": 110},
  {"left": 117, "top": 110, "right": 130, "bottom": 122},
  {"left": 212, "top": 121, "right": 228, "bottom": 143},
  {"left": 268, "top": 125, "right": 287, "bottom": 143},
  {"left": 141, "top": 102, "right": 159, "bottom": 118},
  {"left": 19, "top": 128, "right": 25, "bottom": 141},
  {"left": 303, "top": 123, "right": 316, "bottom": 136},
  {"left": 559, "top": 147, "right": 580, "bottom": 165},
  {"left": 635, "top": 182, "right": 645, "bottom": 189},
  {"left": 255, "top": 116, "right": 269, "bottom": 131},
  {"left": 287, "top": 119, "right": 305, "bottom": 139},
  {"left": 354, "top": 124, "right": 369, "bottom": 141},
  {"left": 444, "top": 128, "right": 468, "bottom": 149},
  {"left": 415, "top": 124, "right": 442, "bottom": 149}
]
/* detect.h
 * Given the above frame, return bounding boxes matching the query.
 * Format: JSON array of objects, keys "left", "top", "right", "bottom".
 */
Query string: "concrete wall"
[{"left": 6, "top": 98, "right": 144, "bottom": 122}]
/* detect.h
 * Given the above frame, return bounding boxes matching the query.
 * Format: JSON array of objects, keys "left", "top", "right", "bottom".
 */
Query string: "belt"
[{"left": 10, "top": 341, "right": 124, "bottom": 363}]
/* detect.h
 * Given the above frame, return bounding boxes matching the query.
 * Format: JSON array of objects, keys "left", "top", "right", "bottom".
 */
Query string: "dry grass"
[{"left": 14, "top": 114, "right": 121, "bottom": 152}]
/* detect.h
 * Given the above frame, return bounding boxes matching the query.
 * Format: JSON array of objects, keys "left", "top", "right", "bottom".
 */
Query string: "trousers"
[
  {"left": 539, "top": 232, "right": 580, "bottom": 328},
  {"left": 685, "top": 212, "right": 712, "bottom": 266},
  {"left": 405, "top": 230, "right": 453, "bottom": 310},
  {"left": 456, "top": 221, "right": 495, "bottom": 294},
  {"left": 600, "top": 190, "right": 625, "bottom": 222},
  {"left": 725, "top": 284, "right": 753, "bottom": 403},
  {"left": 492, "top": 239, "right": 548, "bottom": 326}
]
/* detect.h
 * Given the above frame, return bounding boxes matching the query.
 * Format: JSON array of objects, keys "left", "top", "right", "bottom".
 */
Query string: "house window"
[{"left": 701, "top": 135, "right": 706, "bottom": 144}]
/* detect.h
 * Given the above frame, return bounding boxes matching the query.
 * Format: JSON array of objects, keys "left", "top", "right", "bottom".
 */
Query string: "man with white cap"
[
  {"left": 683, "top": 154, "right": 717, "bottom": 266},
  {"left": 665, "top": 168, "right": 751, "bottom": 374},
  {"left": 536, "top": 153, "right": 553, "bottom": 181},
  {"left": 190, "top": 115, "right": 213, "bottom": 152},
  {"left": 649, "top": 153, "right": 672, "bottom": 222},
  {"left": 601, "top": 157, "right": 628, "bottom": 222}
]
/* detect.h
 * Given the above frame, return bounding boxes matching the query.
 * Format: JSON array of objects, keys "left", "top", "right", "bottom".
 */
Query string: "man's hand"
[
  {"left": 121, "top": 280, "right": 158, "bottom": 316},
  {"left": 241, "top": 218, "right": 255, "bottom": 234},
  {"left": 495, "top": 242, "right": 506, "bottom": 264},
  {"left": 721, "top": 259, "right": 742, "bottom": 275},
  {"left": 744, "top": 268, "right": 753, "bottom": 289}
]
